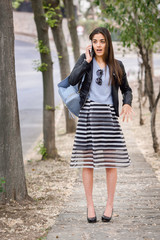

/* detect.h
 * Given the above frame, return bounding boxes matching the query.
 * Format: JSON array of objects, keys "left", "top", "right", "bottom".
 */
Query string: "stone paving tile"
[{"left": 47, "top": 124, "right": 160, "bottom": 240}]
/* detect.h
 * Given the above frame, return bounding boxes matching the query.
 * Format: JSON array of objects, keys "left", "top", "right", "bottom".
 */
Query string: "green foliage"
[
  {"left": 96, "top": 0, "right": 160, "bottom": 50},
  {"left": 45, "top": 105, "right": 54, "bottom": 110},
  {"left": 78, "top": 18, "right": 120, "bottom": 41},
  {"left": 36, "top": 40, "right": 50, "bottom": 54},
  {"left": 33, "top": 60, "right": 48, "bottom": 72},
  {"left": 12, "top": 0, "right": 24, "bottom": 9},
  {"left": 43, "top": 3, "right": 62, "bottom": 28},
  {"left": 78, "top": 19, "right": 106, "bottom": 36},
  {"left": 35, "top": 141, "right": 47, "bottom": 160},
  {"left": 110, "top": 29, "right": 121, "bottom": 41},
  {"left": 0, "top": 177, "right": 5, "bottom": 193},
  {"left": 55, "top": 105, "right": 60, "bottom": 110}
]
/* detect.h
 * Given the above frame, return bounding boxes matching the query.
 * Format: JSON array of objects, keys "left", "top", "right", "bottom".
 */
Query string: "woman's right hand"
[{"left": 85, "top": 45, "right": 93, "bottom": 63}]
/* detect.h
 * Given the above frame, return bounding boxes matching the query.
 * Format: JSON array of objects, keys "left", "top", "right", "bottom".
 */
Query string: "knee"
[
  {"left": 83, "top": 168, "right": 93, "bottom": 174},
  {"left": 106, "top": 168, "right": 117, "bottom": 174}
]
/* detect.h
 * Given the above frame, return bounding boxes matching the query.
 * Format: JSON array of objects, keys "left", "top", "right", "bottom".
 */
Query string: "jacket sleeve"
[
  {"left": 119, "top": 61, "right": 133, "bottom": 106},
  {"left": 68, "top": 53, "right": 91, "bottom": 86}
]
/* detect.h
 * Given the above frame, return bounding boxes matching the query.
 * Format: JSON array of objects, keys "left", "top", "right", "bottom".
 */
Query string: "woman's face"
[{"left": 92, "top": 33, "right": 106, "bottom": 57}]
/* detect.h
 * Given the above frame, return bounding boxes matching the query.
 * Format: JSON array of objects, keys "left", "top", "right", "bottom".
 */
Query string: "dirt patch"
[{"left": 0, "top": 108, "right": 78, "bottom": 240}]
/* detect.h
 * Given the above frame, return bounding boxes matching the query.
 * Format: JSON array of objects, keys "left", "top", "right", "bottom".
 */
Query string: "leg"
[
  {"left": 82, "top": 168, "right": 95, "bottom": 218},
  {"left": 104, "top": 168, "right": 117, "bottom": 217}
]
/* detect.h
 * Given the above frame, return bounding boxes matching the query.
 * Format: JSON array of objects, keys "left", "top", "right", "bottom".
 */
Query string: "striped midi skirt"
[{"left": 70, "top": 99, "right": 131, "bottom": 169}]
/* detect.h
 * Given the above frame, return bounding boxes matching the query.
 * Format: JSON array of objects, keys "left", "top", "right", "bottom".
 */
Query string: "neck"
[{"left": 95, "top": 55, "right": 105, "bottom": 64}]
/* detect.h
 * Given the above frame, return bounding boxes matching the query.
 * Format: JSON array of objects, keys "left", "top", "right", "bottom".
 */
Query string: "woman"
[{"left": 68, "top": 27, "right": 133, "bottom": 223}]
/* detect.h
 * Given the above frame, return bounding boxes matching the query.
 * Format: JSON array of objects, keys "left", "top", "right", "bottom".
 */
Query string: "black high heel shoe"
[
  {"left": 87, "top": 208, "right": 97, "bottom": 223},
  {"left": 101, "top": 209, "right": 113, "bottom": 222}
]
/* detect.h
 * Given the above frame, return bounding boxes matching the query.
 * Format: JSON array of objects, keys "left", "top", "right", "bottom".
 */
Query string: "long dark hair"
[{"left": 89, "top": 27, "right": 122, "bottom": 85}]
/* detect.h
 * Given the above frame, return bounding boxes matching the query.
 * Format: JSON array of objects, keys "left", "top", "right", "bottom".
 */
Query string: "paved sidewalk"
[{"left": 47, "top": 122, "right": 160, "bottom": 240}]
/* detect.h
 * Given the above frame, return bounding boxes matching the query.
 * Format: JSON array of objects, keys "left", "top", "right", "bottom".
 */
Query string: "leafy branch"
[
  {"left": 36, "top": 40, "right": 50, "bottom": 54},
  {"left": 43, "top": 4, "right": 62, "bottom": 28},
  {"left": 12, "top": 0, "right": 24, "bottom": 9},
  {"left": 33, "top": 60, "right": 48, "bottom": 72},
  {"left": 35, "top": 141, "right": 48, "bottom": 160}
]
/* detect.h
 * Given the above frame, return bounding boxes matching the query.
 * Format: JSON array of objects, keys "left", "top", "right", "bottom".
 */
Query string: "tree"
[
  {"left": 0, "top": 0, "right": 28, "bottom": 203},
  {"left": 44, "top": 0, "right": 76, "bottom": 133},
  {"left": 137, "top": 57, "right": 145, "bottom": 125},
  {"left": 31, "top": 0, "right": 57, "bottom": 158},
  {"left": 98, "top": 0, "right": 160, "bottom": 153},
  {"left": 63, "top": 0, "right": 80, "bottom": 62}
]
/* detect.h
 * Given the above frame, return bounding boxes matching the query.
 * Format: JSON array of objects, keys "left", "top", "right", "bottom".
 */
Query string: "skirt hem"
[{"left": 70, "top": 164, "right": 131, "bottom": 169}]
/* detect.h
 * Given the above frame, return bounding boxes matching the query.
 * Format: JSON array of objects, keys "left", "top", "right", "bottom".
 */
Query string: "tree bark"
[
  {"left": 31, "top": 0, "right": 57, "bottom": 158},
  {"left": 63, "top": 0, "right": 80, "bottom": 62},
  {"left": 149, "top": 49, "right": 154, "bottom": 77},
  {"left": 44, "top": 0, "right": 76, "bottom": 133},
  {"left": 138, "top": 44, "right": 155, "bottom": 110},
  {"left": 137, "top": 61, "right": 144, "bottom": 125},
  {"left": 145, "top": 49, "right": 155, "bottom": 110},
  {"left": 0, "top": 0, "right": 28, "bottom": 203},
  {"left": 151, "top": 90, "right": 160, "bottom": 153},
  {"left": 143, "top": 52, "right": 159, "bottom": 152},
  {"left": 138, "top": 41, "right": 159, "bottom": 152}
]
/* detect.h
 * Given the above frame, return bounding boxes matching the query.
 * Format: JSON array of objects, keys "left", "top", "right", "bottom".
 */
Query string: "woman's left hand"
[{"left": 120, "top": 104, "right": 134, "bottom": 122}]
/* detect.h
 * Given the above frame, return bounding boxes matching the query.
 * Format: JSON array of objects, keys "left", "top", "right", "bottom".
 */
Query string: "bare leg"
[
  {"left": 82, "top": 168, "right": 95, "bottom": 218},
  {"left": 104, "top": 168, "right": 117, "bottom": 217}
]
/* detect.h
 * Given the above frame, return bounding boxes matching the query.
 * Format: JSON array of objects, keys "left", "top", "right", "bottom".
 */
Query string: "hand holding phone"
[
  {"left": 85, "top": 45, "right": 94, "bottom": 63},
  {"left": 89, "top": 45, "right": 94, "bottom": 58}
]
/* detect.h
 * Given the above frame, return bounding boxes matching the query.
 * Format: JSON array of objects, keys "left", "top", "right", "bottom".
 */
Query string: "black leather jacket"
[{"left": 68, "top": 53, "right": 133, "bottom": 117}]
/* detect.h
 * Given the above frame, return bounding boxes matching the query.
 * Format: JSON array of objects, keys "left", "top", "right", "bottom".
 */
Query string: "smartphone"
[{"left": 89, "top": 45, "right": 94, "bottom": 58}]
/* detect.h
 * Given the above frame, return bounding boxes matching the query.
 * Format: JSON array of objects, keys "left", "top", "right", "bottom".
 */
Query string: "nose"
[{"left": 97, "top": 41, "right": 101, "bottom": 47}]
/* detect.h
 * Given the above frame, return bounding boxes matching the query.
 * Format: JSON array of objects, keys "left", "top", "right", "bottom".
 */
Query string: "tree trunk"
[
  {"left": 144, "top": 58, "right": 159, "bottom": 152},
  {"left": 63, "top": 0, "right": 80, "bottom": 62},
  {"left": 144, "top": 49, "right": 154, "bottom": 106},
  {"left": 151, "top": 107, "right": 159, "bottom": 153},
  {"left": 137, "top": 61, "right": 144, "bottom": 125},
  {"left": 44, "top": 0, "right": 76, "bottom": 133},
  {"left": 138, "top": 43, "right": 159, "bottom": 152},
  {"left": 0, "top": 0, "right": 28, "bottom": 203},
  {"left": 140, "top": 48, "right": 155, "bottom": 111},
  {"left": 151, "top": 91, "right": 160, "bottom": 153},
  {"left": 31, "top": 0, "right": 57, "bottom": 158},
  {"left": 149, "top": 49, "right": 154, "bottom": 77}
]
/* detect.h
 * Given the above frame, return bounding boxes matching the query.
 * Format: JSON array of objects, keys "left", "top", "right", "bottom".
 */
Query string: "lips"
[{"left": 96, "top": 49, "right": 102, "bottom": 52}]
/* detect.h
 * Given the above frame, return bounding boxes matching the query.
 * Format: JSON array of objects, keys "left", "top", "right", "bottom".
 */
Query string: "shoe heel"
[
  {"left": 101, "top": 209, "right": 113, "bottom": 222},
  {"left": 87, "top": 208, "right": 97, "bottom": 223}
]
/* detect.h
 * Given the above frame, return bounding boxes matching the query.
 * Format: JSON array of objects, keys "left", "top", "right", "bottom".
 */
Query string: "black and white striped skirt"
[{"left": 70, "top": 99, "right": 131, "bottom": 169}]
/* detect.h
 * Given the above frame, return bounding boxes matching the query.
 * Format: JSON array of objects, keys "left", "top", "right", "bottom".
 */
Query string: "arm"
[
  {"left": 68, "top": 53, "right": 91, "bottom": 86},
  {"left": 119, "top": 61, "right": 134, "bottom": 122},
  {"left": 119, "top": 61, "right": 133, "bottom": 106}
]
